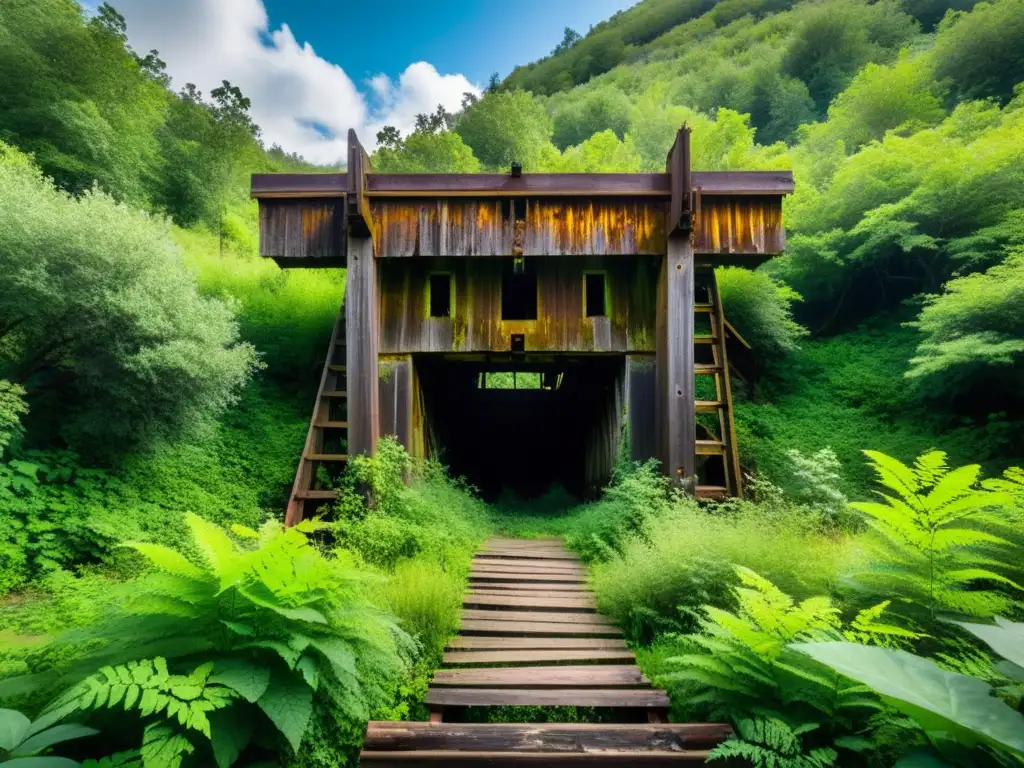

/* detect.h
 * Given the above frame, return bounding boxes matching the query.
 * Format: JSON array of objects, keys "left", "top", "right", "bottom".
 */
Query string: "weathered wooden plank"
[
  {"left": 360, "top": 750, "right": 712, "bottom": 765},
  {"left": 464, "top": 593, "right": 596, "bottom": 611},
  {"left": 443, "top": 649, "right": 635, "bottom": 665},
  {"left": 477, "top": 550, "right": 581, "bottom": 561},
  {"left": 257, "top": 198, "right": 345, "bottom": 267},
  {"left": 346, "top": 236, "right": 379, "bottom": 457},
  {"left": 459, "top": 620, "right": 619, "bottom": 636},
  {"left": 363, "top": 722, "right": 732, "bottom": 752},
  {"left": 469, "top": 572, "right": 587, "bottom": 583},
  {"left": 461, "top": 609, "right": 610, "bottom": 625},
  {"left": 432, "top": 665, "right": 648, "bottom": 688},
  {"left": 447, "top": 636, "right": 628, "bottom": 650},
  {"left": 425, "top": 688, "right": 670, "bottom": 708},
  {"left": 378, "top": 355, "right": 412, "bottom": 452},
  {"left": 657, "top": 235, "right": 696, "bottom": 486},
  {"left": 627, "top": 354, "right": 657, "bottom": 463},
  {"left": 471, "top": 561, "right": 585, "bottom": 572},
  {"left": 467, "top": 582, "right": 589, "bottom": 592},
  {"left": 465, "top": 588, "right": 589, "bottom": 598},
  {"left": 667, "top": 126, "right": 692, "bottom": 235},
  {"left": 471, "top": 561, "right": 585, "bottom": 573}
]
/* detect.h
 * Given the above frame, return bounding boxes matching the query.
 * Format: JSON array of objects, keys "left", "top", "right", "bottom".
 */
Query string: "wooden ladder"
[
  {"left": 694, "top": 266, "right": 742, "bottom": 501},
  {"left": 284, "top": 309, "right": 349, "bottom": 526}
]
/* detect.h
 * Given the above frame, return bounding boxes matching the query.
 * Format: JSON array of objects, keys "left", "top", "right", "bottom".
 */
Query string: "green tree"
[
  {"left": 933, "top": 0, "right": 1024, "bottom": 105},
  {"left": 372, "top": 131, "right": 481, "bottom": 173},
  {"left": 0, "top": 143, "right": 259, "bottom": 456},
  {"left": 551, "top": 87, "right": 633, "bottom": 150},
  {"left": 455, "top": 90, "right": 554, "bottom": 169}
]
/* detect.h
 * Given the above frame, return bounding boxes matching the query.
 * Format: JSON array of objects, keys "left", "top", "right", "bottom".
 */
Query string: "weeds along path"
[{"left": 360, "top": 537, "right": 732, "bottom": 764}]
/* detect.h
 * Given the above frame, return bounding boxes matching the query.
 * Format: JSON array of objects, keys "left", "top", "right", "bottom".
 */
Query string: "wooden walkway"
[{"left": 361, "top": 538, "right": 731, "bottom": 764}]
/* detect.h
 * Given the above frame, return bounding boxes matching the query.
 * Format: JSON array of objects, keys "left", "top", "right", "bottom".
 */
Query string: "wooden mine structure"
[{"left": 251, "top": 128, "right": 792, "bottom": 523}]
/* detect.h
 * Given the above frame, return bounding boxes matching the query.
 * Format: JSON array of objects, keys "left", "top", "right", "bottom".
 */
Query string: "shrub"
[
  {"left": 2, "top": 514, "right": 411, "bottom": 765},
  {"left": 0, "top": 142, "right": 260, "bottom": 456},
  {"left": 851, "top": 450, "right": 1023, "bottom": 620},
  {"left": 716, "top": 267, "right": 808, "bottom": 360},
  {"left": 379, "top": 559, "right": 465, "bottom": 661},
  {"left": 588, "top": 497, "right": 859, "bottom": 641}
]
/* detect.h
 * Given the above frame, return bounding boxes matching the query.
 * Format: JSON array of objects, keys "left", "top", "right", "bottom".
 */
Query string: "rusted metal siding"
[
  {"left": 371, "top": 200, "right": 668, "bottom": 258},
  {"left": 378, "top": 256, "right": 659, "bottom": 354},
  {"left": 258, "top": 199, "right": 346, "bottom": 267},
  {"left": 694, "top": 196, "right": 785, "bottom": 255}
]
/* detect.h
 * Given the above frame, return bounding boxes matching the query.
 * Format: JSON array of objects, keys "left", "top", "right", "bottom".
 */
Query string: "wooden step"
[
  {"left": 478, "top": 550, "right": 581, "bottom": 561},
  {"left": 694, "top": 336, "right": 718, "bottom": 344},
  {"left": 425, "top": 688, "right": 670, "bottom": 709},
  {"left": 467, "top": 582, "right": 588, "bottom": 592},
  {"left": 471, "top": 561, "right": 586, "bottom": 573},
  {"left": 459, "top": 619, "right": 620, "bottom": 637},
  {"left": 431, "top": 665, "right": 649, "bottom": 688},
  {"left": 361, "top": 751, "right": 712, "bottom": 764},
  {"left": 694, "top": 363, "right": 723, "bottom": 374},
  {"left": 303, "top": 450, "right": 348, "bottom": 462},
  {"left": 328, "top": 364, "right": 346, "bottom": 372},
  {"left": 469, "top": 571, "right": 586, "bottom": 583},
  {"left": 294, "top": 489, "right": 339, "bottom": 501},
  {"left": 464, "top": 593, "right": 596, "bottom": 611},
  {"left": 466, "top": 587, "right": 589, "bottom": 598},
  {"left": 362, "top": 722, "right": 732, "bottom": 755},
  {"left": 696, "top": 440, "right": 726, "bottom": 456},
  {"left": 442, "top": 649, "right": 635, "bottom": 665},
  {"left": 321, "top": 390, "right": 348, "bottom": 398},
  {"left": 694, "top": 400, "right": 724, "bottom": 413},
  {"left": 461, "top": 609, "right": 612, "bottom": 625},
  {"left": 696, "top": 485, "right": 728, "bottom": 501},
  {"left": 694, "top": 304, "right": 715, "bottom": 313},
  {"left": 446, "top": 636, "right": 628, "bottom": 651},
  {"left": 315, "top": 420, "right": 349, "bottom": 429}
]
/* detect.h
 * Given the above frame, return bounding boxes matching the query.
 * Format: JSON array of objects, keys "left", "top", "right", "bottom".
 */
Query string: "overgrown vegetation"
[{"left": 2, "top": 0, "right": 1024, "bottom": 764}]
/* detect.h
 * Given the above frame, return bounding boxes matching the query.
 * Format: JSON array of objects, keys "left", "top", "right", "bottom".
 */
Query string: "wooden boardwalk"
[{"left": 361, "top": 538, "right": 731, "bottom": 764}]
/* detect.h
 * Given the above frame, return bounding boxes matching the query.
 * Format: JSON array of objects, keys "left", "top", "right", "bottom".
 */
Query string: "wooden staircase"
[
  {"left": 693, "top": 267, "right": 742, "bottom": 501},
  {"left": 284, "top": 309, "right": 349, "bottom": 526},
  {"left": 360, "top": 538, "right": 732, "bottom": 764}
]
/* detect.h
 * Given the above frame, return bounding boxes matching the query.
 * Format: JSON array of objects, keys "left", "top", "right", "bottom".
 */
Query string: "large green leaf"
[
  {"left": 0, "top": 708, "right": 31, "bottom": 751},
  {"left": 2, "top": 758, "right": 81, "bottom": 767},
  {"left": 792, "top": 642, "right": 1024, "bottom": 756},
  {"left": 209, "top": 660, "right": 270, "bottom": 704},
  {"left": 208, "top": 708, "right": 254, "bottom": 768},
  {"left": 257, "top": 669, "right": 313, "bottom": 753},
  {"left": 10, "top": 724, "right": 99, "bottom": 756},
  {"left": 951, "top": 617, "right": 1024, "bottom": 668}
]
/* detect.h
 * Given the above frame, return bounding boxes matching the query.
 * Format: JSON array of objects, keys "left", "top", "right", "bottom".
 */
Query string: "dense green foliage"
[{"left": 1, "top": 0, "right": 1024, "bottom": 764}]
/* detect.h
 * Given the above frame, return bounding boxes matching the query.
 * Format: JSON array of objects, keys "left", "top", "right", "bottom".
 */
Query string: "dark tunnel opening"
[{"left": 415, "top": 355, "right": 625, "bottom": 502}]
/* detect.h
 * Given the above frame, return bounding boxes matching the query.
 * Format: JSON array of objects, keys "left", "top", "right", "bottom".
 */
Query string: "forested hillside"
[{"left": 1, "top": 0, "right": 1024, "bottom": 765}]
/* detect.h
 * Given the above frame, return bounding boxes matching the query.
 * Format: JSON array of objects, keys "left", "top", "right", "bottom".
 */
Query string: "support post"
[
  {"left": 345, "top": 129, "right": 379, "bottom": 459},
  {"left": 658, "top": 236, "right": 696, "bottom": 486},
  {"left": 378, "top": 355, "right": 413, "bottom": 454}
]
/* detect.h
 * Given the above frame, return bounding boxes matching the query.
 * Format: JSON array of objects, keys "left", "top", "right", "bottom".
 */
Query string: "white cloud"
[{"left": 111, "top": 0, "right": 480, "bottom": 164}]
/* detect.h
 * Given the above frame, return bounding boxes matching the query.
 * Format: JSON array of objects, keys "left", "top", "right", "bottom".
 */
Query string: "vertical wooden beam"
[
  {"left": 378, "top": 355, "right": 412, "bottom": 453},
  {"left": 626, "top": 354, "right": 657, "bottom": 463},
  {"left": 347, "top": 234, "right": 379, "bottom": 459},
  {"left": 666, "top": 126, "right": 692, "bottom": 235},
  {"left": 660, "top": 235, "right": 696, "bottom": 486}
]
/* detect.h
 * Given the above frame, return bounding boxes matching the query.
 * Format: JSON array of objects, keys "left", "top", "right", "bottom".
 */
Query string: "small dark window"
[
  {"left": 585, "top": 273, "right": 606, "bottom": 317},
  {"left": 502, "top": 259, "right": 537, "bottom": 320},
  {"left": 429, "top": 273, "right": 451, "bottom": 317}
]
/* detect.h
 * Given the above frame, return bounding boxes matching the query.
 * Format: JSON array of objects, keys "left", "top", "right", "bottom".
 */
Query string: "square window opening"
[
  {"left": 502, "top": 259, "right": 537, "bottom": 320},
  {"left": 429, "top": 273, "right": 452, "bottom": 318},
  {"left": 585, "top": 272, "right": 606, "bottom": 317}
]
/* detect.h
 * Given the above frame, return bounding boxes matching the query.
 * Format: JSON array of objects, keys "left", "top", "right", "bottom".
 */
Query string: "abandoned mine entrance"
[{"left": 415, "top": 355, "right": 625, "bottom": 501}]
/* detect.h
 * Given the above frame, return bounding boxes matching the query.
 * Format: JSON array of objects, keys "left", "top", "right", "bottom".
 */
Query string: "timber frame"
[{"left": 252, "top": 128, "right": 792, "bottom": 509}]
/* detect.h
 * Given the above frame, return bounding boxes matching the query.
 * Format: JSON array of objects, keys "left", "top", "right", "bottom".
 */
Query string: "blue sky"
[
  {"left": 108, "top": 0, "right": 635, "bottom": 163},
  {"left": 260, "top": 0, "right": 634, "bottom": 85}
]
